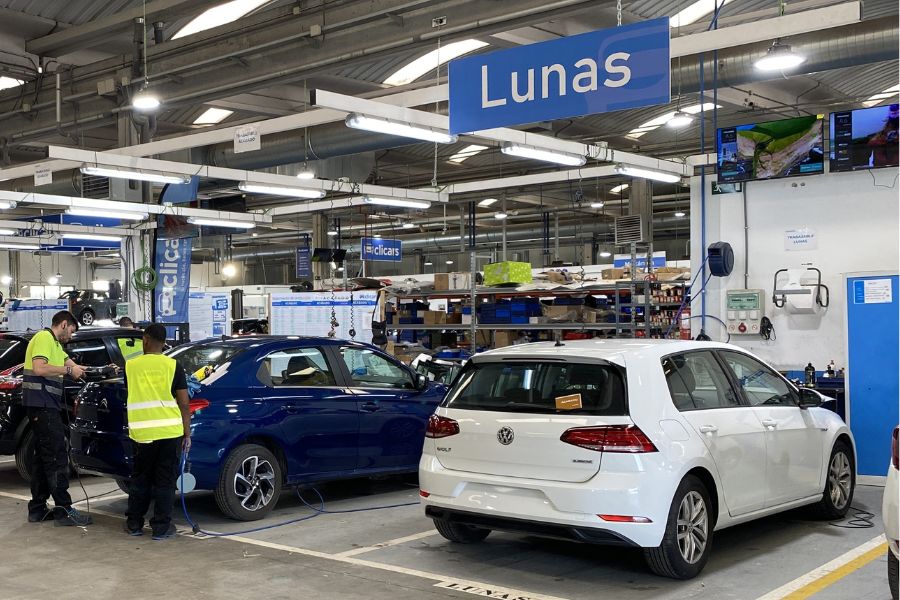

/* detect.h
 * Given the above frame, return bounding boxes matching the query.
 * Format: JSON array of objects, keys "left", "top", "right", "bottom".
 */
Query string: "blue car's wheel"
[{"left": 215, "top": 444, "right": 282, "bottom": 521}]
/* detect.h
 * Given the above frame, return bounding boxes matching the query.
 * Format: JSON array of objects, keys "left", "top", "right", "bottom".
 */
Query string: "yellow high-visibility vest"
[
  {"left": 117, "top": 337, "right": 144, "bottom": 361},
  {"left": 126, "top": 353, "right": 183, "bottom": 443}
]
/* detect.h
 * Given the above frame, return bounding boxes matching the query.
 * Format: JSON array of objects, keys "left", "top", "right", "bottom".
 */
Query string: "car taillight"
[
  {"left": 560, "top": 425, "right": 657, "bottom": 453},
  {"left": 189, "top": 399, "right": 210, "bottom": 414},
  {"left": 892, "top": 427, "right": 898, "bottom": 470},
  {"left": 598, "top": 514, "right": 652, "bottom": 523},
  {"left": 0, "top": 377, "right": 20, "bottom": 391},
  {"left": 425, "top": 414, "right": 460, "bottom": 438}
]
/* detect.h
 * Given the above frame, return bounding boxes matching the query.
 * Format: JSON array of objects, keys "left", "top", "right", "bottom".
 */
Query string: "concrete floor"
[{"left": 0, "top": 458, "right": 891, "bottom": 600}]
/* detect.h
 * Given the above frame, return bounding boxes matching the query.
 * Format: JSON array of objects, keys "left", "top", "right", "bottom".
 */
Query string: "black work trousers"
[
  {"left": 27, "top": 407, "right": 73, "bottom": 518},
  {"left": 126, "top": 436, "right": 181, "bottom": 535}
]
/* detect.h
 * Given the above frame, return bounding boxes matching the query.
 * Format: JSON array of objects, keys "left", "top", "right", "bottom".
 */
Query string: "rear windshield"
[
  {"left": 168, "top": 343, "right": 245, "bottom": 377},
  {"left": 444, "top": 361, "right": 627, "bottom": 415}
]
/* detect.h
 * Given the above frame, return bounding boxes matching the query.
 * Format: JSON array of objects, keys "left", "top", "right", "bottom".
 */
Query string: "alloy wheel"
[
  {"left": 676, "top": 490, "right": 708, "bottom": 565},
  {"left": 233, "top": 455, "right": 277, "bottom": 511},
  {"left": 828, "top": 451, "right": 852, "bottom": 510}
]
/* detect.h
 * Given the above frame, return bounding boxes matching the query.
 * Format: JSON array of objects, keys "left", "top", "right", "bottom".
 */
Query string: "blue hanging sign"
[
  {"left": 361, "top": 237, "right": 402, "bottom": 262},
  {"left": 296, "top": 242, "right": 312, "bottom": 278},
  {"left": 449, "top": 18, "right": 670, "bottom": 134},
  {"left": 154, "top": 237, "right": 192, "bottom": 323}
]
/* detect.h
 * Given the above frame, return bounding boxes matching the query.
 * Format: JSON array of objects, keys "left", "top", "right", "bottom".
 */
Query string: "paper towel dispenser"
[{"left": 772, "top": 267, "right": 830, "bottom": 314}]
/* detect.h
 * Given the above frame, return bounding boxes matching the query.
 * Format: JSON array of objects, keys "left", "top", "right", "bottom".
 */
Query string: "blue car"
[{"left": 70, "top": 336, "right": 446, "bottom": 520}]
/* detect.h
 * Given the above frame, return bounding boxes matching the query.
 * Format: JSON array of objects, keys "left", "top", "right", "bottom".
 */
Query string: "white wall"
[
  {"left": 14, "top": 252, "right": 86, "bottom": 297},
  {"left": 691, "top": 169, "right": 900, "bottom": 370}
]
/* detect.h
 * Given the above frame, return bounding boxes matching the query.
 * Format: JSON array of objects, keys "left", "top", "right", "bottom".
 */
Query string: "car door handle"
[
  {"left": 698, "top": 425, "right": 718, "bottom": 435},
  {"left": 360, "top": 402, "right": 380, "bottom": 413},
  {"left": 281, "top": 403, "right": 299, "bottom": 413},
  {"left": 761, "top": 419, "right": 778, "bottom": 429}
]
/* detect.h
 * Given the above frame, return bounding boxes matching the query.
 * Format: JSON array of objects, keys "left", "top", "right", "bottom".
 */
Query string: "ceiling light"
[
  {"left": 590, "top": 202, "right": 605, "bottom": 209},
  {"left": 384, "top": 39, "right": 488, "bottom": 86},
  {"left": 0, "top": 76, "right": 24, "bottom": 91},
  {"left": 494, "top": 211, "right": 508, "bottom": 220},
  {"left": 326, "top": 229, "right": 339, "bottom": 236},
  {"left": 62, "top": 233, "right": 122, "bottom": 242},
  {"left": 173, "top": 0, "right": 271, "bottom": 39},
  {"left": 599, "top": 251, "right": 612, "bottom": 258},
  {"left": 754, "top": 41, "right": 806, "bottom": 71},
  {"left": 478, "top": 198, "right": 498, "bottom": 207},
  {"left": 335, "top": 266, "right": 344, "bottom": 272},
  {"left": 402, "top": 222, "right": 416, "bottom": 229},
  {"left": 296, "top": 162, "right": 316, "bottom": 180},
  {"left": 424, "top": 261, "right": 433, "bottom": 266},
  {"left": 675, "top": 211, "right": 687, "bottom": 218},
  {"left": 615, "top": 164, "right": 682, "bottom": 184},
  {"left": 193, "top": 107, "right": 234, "bottom": 125},
  {"left": 67, "top": 208, "right": 148, "bottom": 221},
  {"left": 0, "top": 275, "right": 10, "bottom": 285},
  {"left": 0, "top": 201, "right": 13, "bottom": 210},
  {"left": 81, "top": 165, "right": 190, "bottom": 185},
  {"left": 238, "top": 182, "right": 325, "bottom": 199},
  {"left": 364, "top": 197, "right": 431, "bottom": 209},
  {"left": 0, "top": 242, "right": 40, "bottom": 251},
  {"left": 500, "top": 143, "right": 586, "bottom": 166},
  {"left": 610, "top": 184, "right": 629, "bottom": 194},
  {"left": 373, "top": 233, "right": 382, "bottom": 238},
  {"left": 251, "top": 232, "right": 259, "bottom": 237},
  {"left": 446, "top": 260, "right": 454, "bottom": 265},
  {"left": 670, "top": 0, "right": 736, "bottom": 28},
  {"left": 47, "top": 275, "right": 59, "bottom": 285},
  {"left": 0, "top": 229, "right": 15, "bottom": 236},
  {"left": 626, "top": 103, "right": 721, "bottom": 138},
  {"left": 345, "top": 113, "right": 458, "bottom": 144},
  {"left": 188, "top": 217, "right": 256, "bottom": 229},
  {"left": 222, "top": 264, "right": 237, "bottom": 278},
  {"left": 448, "top": 144, "right": 489, "bottom": 164},
  {"left": 132, "top": 85, "right": 160, "bottom": 111},
  {"left": 667, "top": 111, "right": 694, "bottom": 128}
]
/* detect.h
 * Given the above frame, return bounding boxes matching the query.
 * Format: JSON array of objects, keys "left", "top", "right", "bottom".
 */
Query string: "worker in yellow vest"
[
  {"left": 123, "top": 323, "right": 190, "bottom": 540},
  {"left": 116, "top": 317, "right": 144, "bottom": 361}
]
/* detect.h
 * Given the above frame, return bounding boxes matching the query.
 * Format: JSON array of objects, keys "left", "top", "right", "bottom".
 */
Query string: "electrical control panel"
[{"left": 726, "top": 289, "right": 765, "bottom": 335}]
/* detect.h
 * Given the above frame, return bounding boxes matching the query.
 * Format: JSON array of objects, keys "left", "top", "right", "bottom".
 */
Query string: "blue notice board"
[
  {"left": 846, "top": 274, "right": 899, "bottom": 476},
  {"left": 361, "top": 237, "right": 402, "bottom": 262},
  {"left": 449, "top": 18, "right": 670, "bottom": 134}
]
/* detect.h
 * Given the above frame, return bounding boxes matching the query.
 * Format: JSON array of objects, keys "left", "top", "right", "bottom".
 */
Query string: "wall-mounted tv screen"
[
  {"left": 716, "top": 115, "right": 825, "bottom": 183},
  {"left": 830, "top": 104, "right": 899, "bottom": 172}
]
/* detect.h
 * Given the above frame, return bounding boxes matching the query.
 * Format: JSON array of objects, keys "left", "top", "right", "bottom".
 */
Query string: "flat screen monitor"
[
  {"left": 716, "top": 115, "right": 825, "bottom": 183},
  {"left": 830, "top": 104, "right": 899, "bottom": 172}
]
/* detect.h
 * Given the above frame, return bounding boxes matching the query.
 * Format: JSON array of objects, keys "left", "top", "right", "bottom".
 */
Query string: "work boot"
[
  {"left": 152, "top": 523, "right": 177, "bottom": 540},
  {"left": 27, "top": 506, "right": 54, "bottom": 523},
  {"left": 54, "top": 507, "right": 92, "bottom": 527},
  {"left": 124, "top": 522, "right": 143, "bottom": 536}
]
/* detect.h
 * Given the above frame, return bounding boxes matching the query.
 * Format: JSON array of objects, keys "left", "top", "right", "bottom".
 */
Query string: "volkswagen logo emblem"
[{"left": 497, "top": 426, "right": 515, "bottom": 445}]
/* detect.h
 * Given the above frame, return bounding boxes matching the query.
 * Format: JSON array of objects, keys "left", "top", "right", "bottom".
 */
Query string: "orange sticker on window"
[{"left": 555, "top": 393, "right": 583, "bottom": 410}]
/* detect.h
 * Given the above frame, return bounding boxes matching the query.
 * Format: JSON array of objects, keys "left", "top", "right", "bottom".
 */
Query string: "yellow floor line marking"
[
  {"left": 0, "top": 491, "right": 566, "bottom": 600},
  {"left": 335, "top": 529, "right": 440, "bottom": 557},
  {"left": 754, "top": 534, "right": 886, "bottom": 600}
]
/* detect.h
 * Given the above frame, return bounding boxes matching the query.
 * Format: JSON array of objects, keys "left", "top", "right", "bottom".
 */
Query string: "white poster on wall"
[
  {"left": 269, "top": 291, "right": 377, "bottom": 343},
  {"left": 188, "top": 292, "right": 231, "bottom": 340},
  {"left": 863, "top": 279, "right": 892, "bottom": 304},
  {"left": 6, "top": 299, "right": 69, "bottom": 331},
  {"left": 784, "top": 228, "right": 817, "bottom": 251},
  {"left": 233, "top": 125, "right": 261, "bottom": 153}
]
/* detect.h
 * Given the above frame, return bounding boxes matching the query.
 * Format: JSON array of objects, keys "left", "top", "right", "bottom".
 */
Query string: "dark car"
[
  {"left": 0, "top": 327, "right": 144, "bottom": 480},
  {"left": 60, "top": 290, "right": 118, "bottom": 326},
  {"left": 232, "top": 318, "right": 269, "bottom": 335},
  {"left": 70, "top": 336, "right": 447, "bottom": 520}
]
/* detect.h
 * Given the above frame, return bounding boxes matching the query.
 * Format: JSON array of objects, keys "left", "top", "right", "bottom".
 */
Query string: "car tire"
[
  {"left": 889, "top": 550, "right": 898, "bottom": 600},
  {"left": 15, "top": 428, "right": 34, "bottom": 482},
  {"left": 115, "top": 479, "right": 131, "bottom": 495},
  {"left": 79, "top": 309, "right": 95, "bottom": 326},
  {"left": 215, "top": 444, "right": 282, "bottom": 521},
  {"left": 644, "top": 475, "right": 713, "bottom": 580},
  {"left": 808, "top": 441, "right": 855, "bottom": 520},
  {"left": 432, "top": 518, "right": 491, "bottom": 543}
]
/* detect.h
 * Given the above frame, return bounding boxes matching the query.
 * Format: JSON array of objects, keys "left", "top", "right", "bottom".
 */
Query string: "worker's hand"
[
  {"left": 182, "top": 434, "right": 191, "bottom": 453},
  {"left": 69, "top": 365, "right": 86, "bottom": 380},
  {"left": 108, "top": 363, "right": 121, "bottom": 375}
]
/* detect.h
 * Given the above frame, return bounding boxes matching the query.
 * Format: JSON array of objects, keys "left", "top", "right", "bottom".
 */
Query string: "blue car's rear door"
[{"left": 258, "top": 346, "right": 359, "bottom": 480}]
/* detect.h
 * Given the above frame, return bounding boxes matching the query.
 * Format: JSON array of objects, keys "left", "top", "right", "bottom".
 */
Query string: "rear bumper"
[
  {"left": 419, "top": 454, "right": 673, "bottom": 548},
  {"left": 883, "top": 465, "right": 899, "bottom": 557}
]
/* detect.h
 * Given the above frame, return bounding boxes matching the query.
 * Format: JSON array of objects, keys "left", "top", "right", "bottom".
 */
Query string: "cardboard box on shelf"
[
  {"left": 601, "top": 268, "right": 625, "bottom": 280},
  {"left": 423, "top": 310, "right": 448, "bottom": 325},
  {"left": 542, "top": 305, "right": 583, "bottom": 321},
  {"left": 446, "top": 313, "right": 463, "bottom": 324},
  {"left": 484, "top": 261, "right": 533, "bottom": 286},
  {"left": 433, "top": 273, "right": 449, "bottom": 291},
  {"left": 494, "top": 331, "right": 517, "bottom": 348}
]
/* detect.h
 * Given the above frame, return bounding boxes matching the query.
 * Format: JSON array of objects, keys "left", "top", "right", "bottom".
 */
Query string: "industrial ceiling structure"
[{"left": 0, "top": 0, "right": 896, "bottom": 275}]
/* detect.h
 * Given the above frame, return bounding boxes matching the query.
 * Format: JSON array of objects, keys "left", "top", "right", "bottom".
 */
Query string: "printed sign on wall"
[
  {"left": 449, "top": 18, "right": 670, "bottom": 134},
  {"left": 784, "top": 228, "right": 817, "bottom": 251},
  {"left": 361, "top": 237, "right": 402, "bottom": 262}
]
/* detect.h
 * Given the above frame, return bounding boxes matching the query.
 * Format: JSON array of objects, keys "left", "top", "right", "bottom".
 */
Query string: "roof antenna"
[{"left": 554, "top": 332, "right": 564, "bottom": 347}]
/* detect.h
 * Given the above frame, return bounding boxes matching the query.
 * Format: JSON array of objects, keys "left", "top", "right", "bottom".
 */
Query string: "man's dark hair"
[
  {"left": 118, "top": 317, "right": 134, "bottom": 328},
  {"left": 51, "top": 310, "right": 78, "bottom": 330},
  {"left": 144, "top": 323, "right": 167, "bottom": 344}
]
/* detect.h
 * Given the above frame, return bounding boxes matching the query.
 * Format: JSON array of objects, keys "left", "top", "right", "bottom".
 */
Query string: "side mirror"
[
  {"left": 415, "top": 373, "right": 428, "bottom": 391},
  {"left": 798, "top": 388, "right": 823, "bottom": 409}
]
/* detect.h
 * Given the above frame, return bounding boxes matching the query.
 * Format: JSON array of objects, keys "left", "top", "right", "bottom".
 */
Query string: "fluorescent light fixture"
[
  {"left": 222, "top": 264, "right": 237, "bottom": 278},
  {"left": 494, "top": 211, "right": 508, "bottom": 220},
  {"left": 863, "top": 84, "right": 900, "bottom": 107},
  {"left": 132, "top": 85, "right": 160, "bottom": 111},
  {"left": 188, "top": 217, "right": 256, "bottom": 229},
  {"left": 401, "top": 222, "right": 416, "bottom": 229},
  {"left": 615, "top": 164, "right": 682, "bottom": 184},
  {"left": 675, "top": 211, "right": 687, "bottom": 218},
  {"left": 626, "top": 103, "right": 720, "bottom": 139},
  {"left": 173, "top": 0, "right": 271, "bottom": 39},
  {"left": 238, "top": 182, "right": 325, "bottom": 199},
  {"left": 670, "top": 0, "right": 736, "bottom": 28},
  {"left": 326, "top": 229, "right": 339, "bottom": 237},
  {"left": 599, "top": 251, "right": 612, "bottom": 258},
  {"left": 754, "top": 42, "right": 805, "bottom": 71},
  {"left": 67, "top": 208, "right": 148, "bottom": 221},
  {"left": 0, "top": 201, "right": 13, "bottom": 210},
  {"left": 590, "top": 202, "right": 605, "bottom": 209},
  {"left": 384, "top": 39, "right": 488, "bottom": 86},
  {"left": 0, "top": 275, "right": 11, "bottom": 285},
  {"left": 667, "top": 111, "right": 694, "bottom": 128},
  {"left": 0, "top": 229, "right": 15, "bottom": 236},
  {"left": 62, "top": 233, "right": 122, "bottom": 242},
  {"left": 500, "top": 142, "right": 586, "bottom": 166},
  {"left": 81, "top": 165, "right": 190, "bottom": 185},
  {"left": 610, "top": 184, "right": 629, "bottom": 194},
  {"left": 448, "top": 144, "right": 489, "bottom": 164},
  {"left": 424, "top": 261, "right": 433, "bottom": 266},
  {"left": 345, "top": 113, "right": 458, "bottom": 144},
  {"left": 478, "top": 198, "right": 498, "bottom": 207},
  {"left": 193, "top": 107, "right": 234, "bottom": 125},
  {"left": 0, "top": 76, "right": 24, "bottom": 91},
  {"left": 0, "top": 242, "right": 40, "bottom": 251},
  {"left": 364, "top": 196, "right": 431, "bottom": 209}
]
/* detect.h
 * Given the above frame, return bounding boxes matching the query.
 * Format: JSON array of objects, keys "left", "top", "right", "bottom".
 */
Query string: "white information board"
[
  {"left": 188, "top": 292, "right": 231, "bottom": 341},
  {"left": 269, "top": 291, "right": 377, "bottom": 343},
  {"left": 6, "top": 299, "right": 70, "bottom": 331}
]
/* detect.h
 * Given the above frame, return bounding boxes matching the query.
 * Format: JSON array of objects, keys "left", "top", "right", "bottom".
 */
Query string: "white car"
[
  {"left": 419, "top": 340, "right": 855, "bottom": 579},
  {"left": 883, "top": 426, "right": 898, "bottom": 599}
]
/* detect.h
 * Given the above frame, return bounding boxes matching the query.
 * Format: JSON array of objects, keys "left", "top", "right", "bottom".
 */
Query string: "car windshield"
[
  {"left": 444, "top": 361, "right": 627, "bottom": 415},
  {"left": 168, "top": 343, "right": 245, "bottom": 378}
]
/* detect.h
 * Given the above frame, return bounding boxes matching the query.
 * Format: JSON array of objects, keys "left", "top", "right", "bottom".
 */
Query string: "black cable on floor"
[{"left": 830, "top": 506, "right": 876, "bottom": 529}]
